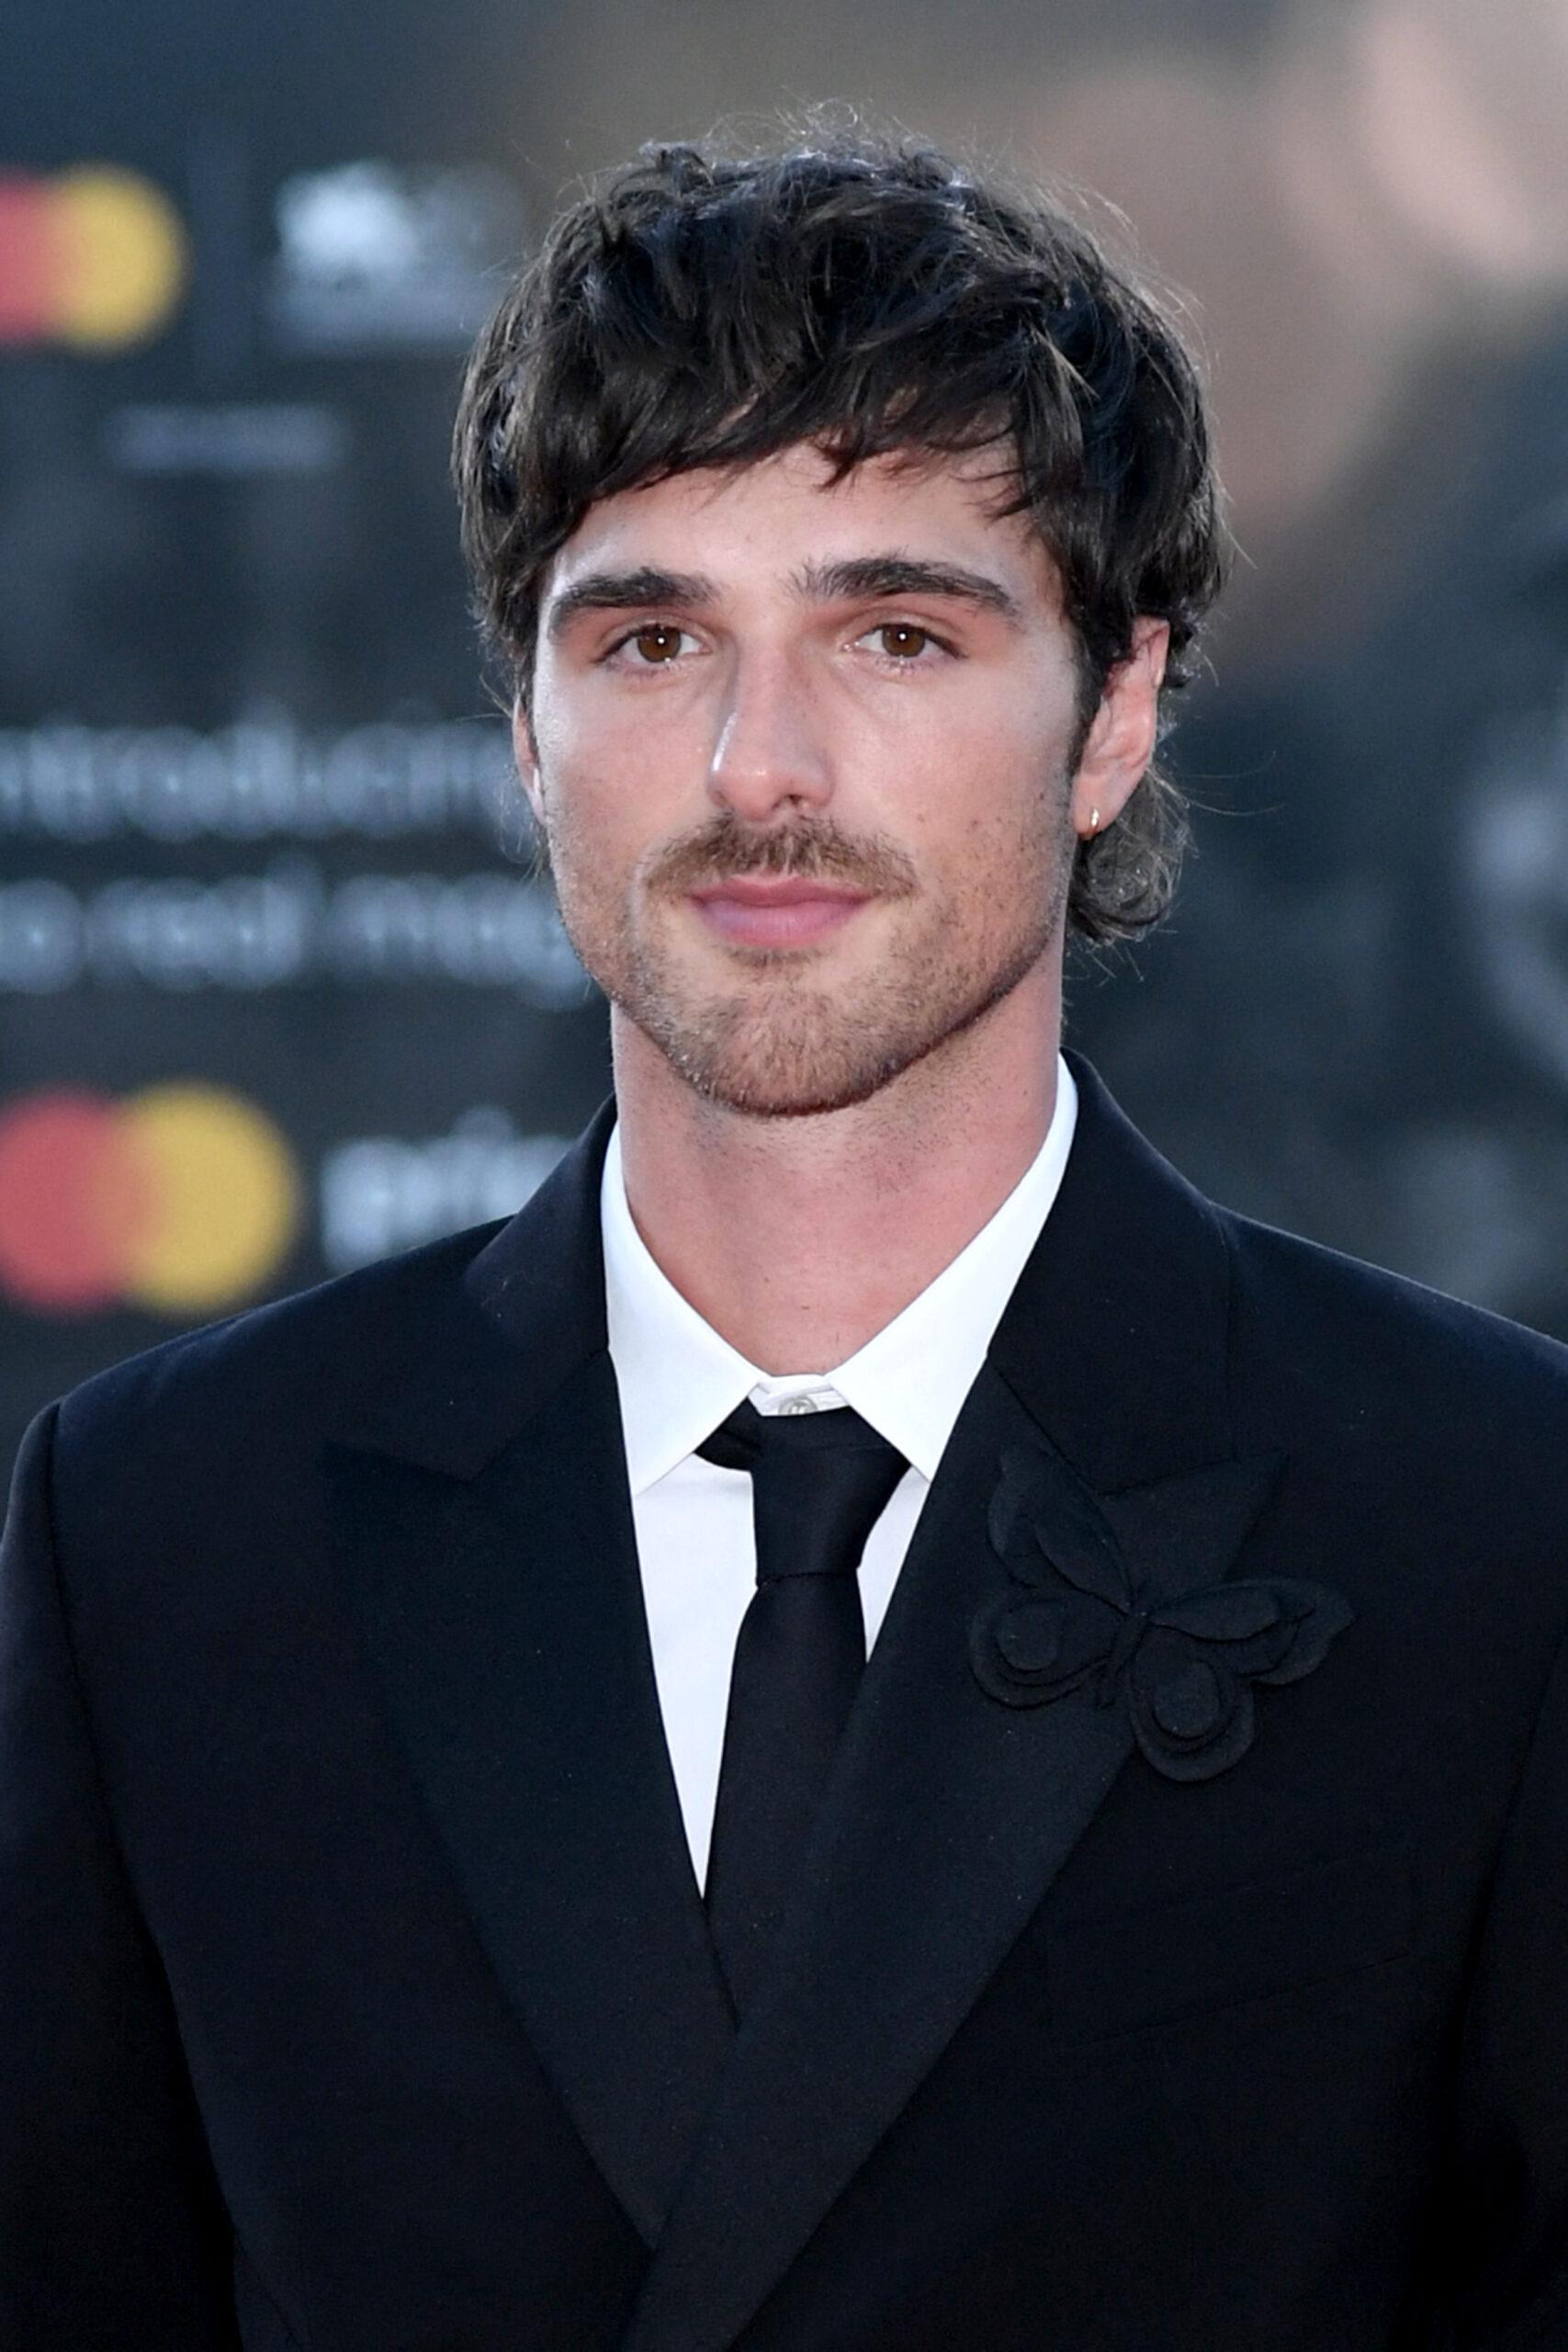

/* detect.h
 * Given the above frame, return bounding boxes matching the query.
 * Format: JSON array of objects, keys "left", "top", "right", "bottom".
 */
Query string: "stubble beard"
[{"left": 548, "top": 792, "right": 1073, "bottom": 1120}]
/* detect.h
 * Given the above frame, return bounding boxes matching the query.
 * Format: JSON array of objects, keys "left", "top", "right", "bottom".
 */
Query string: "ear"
[
  {"left": 512, "top": 698, "right": 546, "bottom": 831},
  {"left": 1070, "top": 617, "right": 1170, "bottom": 840}
]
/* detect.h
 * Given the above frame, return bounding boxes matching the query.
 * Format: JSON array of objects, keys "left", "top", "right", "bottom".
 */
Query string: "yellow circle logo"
[{"left": 115, "top": 1084, "right": 300, "bottom": 1314}]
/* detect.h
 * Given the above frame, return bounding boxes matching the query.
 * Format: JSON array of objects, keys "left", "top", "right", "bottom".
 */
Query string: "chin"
[
  {"left": 679, "top": 1056, "right": 911, "bottom": 1121},
  {"left": 632, "top": 978, "right": 1011, "bottom": 1120},
  {"left": 659, "top": 1013, "right": 915, "bottom": 1119}
]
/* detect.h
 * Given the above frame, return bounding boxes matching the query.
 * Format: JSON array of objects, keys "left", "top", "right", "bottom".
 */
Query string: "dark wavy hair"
[{"left": 453, "top": 128, "right": 1229, "bottom": 942}]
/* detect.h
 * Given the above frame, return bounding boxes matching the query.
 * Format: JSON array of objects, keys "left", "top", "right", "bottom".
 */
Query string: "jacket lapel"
[
  {"left": 625, "top": 1054, "right": 1282, "bottom": 2351},
  {"left": 326, "top": 1106, "right": 734, "bottom": 2247}
]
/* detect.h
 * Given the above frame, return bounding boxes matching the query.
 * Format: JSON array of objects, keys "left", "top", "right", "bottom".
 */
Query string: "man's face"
[{"left": 519, "top": 442, "right": 1144, "bottom": 1117}]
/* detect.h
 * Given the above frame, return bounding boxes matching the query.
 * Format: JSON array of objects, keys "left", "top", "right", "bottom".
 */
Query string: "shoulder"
[
  {"left": 1216, "top": 1201, "right": 1568, "bottom": 1456},
  {"left": 51, "top": 1216, "right": 509, "bottom": 1481}
]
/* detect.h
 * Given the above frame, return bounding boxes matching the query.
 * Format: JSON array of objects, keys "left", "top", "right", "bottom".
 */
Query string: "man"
[{"left": 3, "top": 131, "right": 1567, "bottom": 2352}]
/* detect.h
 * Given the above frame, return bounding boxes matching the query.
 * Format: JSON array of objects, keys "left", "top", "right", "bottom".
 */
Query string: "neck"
[{"left": 612, "top": 963, "right": 1062, "bottom": 1374}]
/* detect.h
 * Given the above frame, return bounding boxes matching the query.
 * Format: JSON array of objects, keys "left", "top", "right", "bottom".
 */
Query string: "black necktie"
[{"left": 696, "top": 1397, "right": 907, "bottom": 2014}]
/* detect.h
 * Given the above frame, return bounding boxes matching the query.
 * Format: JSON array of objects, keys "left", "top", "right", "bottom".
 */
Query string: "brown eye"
[
  {"left": 876, "top": 623, "right": 931, "bottom": 660},
  {"left": 632, "top": 624, "right": 685, "bottom": 663}
]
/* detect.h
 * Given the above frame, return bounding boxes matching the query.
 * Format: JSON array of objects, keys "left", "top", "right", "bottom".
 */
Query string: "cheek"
[
  {"left": 532, "top": 691, "right": 695, "bottom": 859},
  {"left": 532, "top": 731, "right": 633, "bottom": 865},
  {"left": 899, "top": 710, "right": 1066, "bottom": 865}
]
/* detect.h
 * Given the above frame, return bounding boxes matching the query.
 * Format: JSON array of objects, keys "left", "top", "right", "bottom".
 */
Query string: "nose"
[{"left": 707, "top": 649, "right": 833, "bottom": 823}]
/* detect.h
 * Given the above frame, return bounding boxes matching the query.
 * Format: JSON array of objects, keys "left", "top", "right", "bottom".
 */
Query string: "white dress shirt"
[{"left": 601, "top": 1055, "right": 1078, "bottom": 1889}]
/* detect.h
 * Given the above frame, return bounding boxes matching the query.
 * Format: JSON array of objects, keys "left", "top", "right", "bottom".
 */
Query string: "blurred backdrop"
[{"left": 4, "top": 0, "right": 1568, "bottom": 1475}]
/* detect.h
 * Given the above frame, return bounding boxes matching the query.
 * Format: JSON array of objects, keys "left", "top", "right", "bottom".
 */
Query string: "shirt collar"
[
  {"left": 601, "top": 1129, "right": 765, "bottom": 1493},
  {"left": 602, "top": 1054, "right": 1078, "bottom": 1493}
]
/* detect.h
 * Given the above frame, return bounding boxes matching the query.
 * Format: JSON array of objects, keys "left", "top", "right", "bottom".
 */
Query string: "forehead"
[{"left": 543, "top": 441, "right": 1059, "bottom": 606}]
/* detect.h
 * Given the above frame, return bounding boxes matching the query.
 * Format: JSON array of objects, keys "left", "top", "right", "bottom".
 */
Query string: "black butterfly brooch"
[{"left": 970, "top": 1446, "right": 1353, "bottom": 1781}]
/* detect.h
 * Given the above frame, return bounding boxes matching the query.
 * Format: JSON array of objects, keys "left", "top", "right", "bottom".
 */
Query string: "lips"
[{"left": 688, "top": 876, "right": 873, "bottom": 949}]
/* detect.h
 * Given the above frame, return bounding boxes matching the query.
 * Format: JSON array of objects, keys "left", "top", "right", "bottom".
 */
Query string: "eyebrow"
[
  {"left": 544, "top": 567, "right": 715, "bottom": 639},
  {"left": 543, "top": 553, "right": 1026, "bottom": 639},
  {"left": 793, "top": 555, "right": 1025, "bottom": 626}
]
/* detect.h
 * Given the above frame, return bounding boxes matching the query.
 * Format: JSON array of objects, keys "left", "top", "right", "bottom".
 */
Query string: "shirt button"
[{"left": 776, "top": 1394, "right": 821, "bottom": 1416}]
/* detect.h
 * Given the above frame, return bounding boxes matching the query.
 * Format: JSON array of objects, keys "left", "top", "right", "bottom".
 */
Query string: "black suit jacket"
[{"left": 4, "top": 1053, "right": 1568, "bottom": 2351}]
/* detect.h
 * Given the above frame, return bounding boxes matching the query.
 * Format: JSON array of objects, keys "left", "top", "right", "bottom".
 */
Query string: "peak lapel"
[
  {"left": 625, "top": 1055, "right": 1286, "bottom": 2352},
  {"left": 326, "top": 1108, "right": 734, "bottom": 2245},
  {"left": 987, "top": 1049, "right": 1235, "bottom": 1494}
]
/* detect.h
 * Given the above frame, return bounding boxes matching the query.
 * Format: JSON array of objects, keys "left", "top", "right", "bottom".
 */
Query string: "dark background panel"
[{"left": 3, "top": 0, "right": 1566, "bottom": 1473}]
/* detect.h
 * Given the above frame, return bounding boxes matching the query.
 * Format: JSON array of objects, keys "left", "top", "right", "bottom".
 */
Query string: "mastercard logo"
[
  {"left": 0, "top": 1084, "right": 299, "bottom": 1317},
  {"left": 0, "top": 165, "right": 187, "bottom": 349}
]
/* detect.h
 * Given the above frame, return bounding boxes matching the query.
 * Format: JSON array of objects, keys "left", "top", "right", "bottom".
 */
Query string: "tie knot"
[{"left": 698, "top": 1397, "right": 907, "bottom": 1585}]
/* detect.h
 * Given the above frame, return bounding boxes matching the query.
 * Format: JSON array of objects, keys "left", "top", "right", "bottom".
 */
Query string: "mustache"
[{"left": 643, "top": 810, "right": 919, "bottom": 899}]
